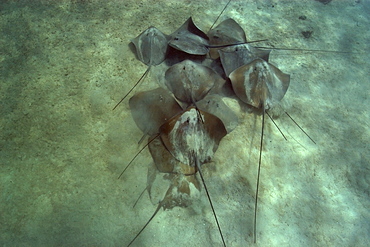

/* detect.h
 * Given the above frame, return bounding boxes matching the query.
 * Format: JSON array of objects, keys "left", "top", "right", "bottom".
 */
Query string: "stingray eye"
[
  {"left": 174, "top": 37, "right": 179, "bottom": 40},
  {"left": 213, "top": 35, "right": 220, "bottom": 39}
]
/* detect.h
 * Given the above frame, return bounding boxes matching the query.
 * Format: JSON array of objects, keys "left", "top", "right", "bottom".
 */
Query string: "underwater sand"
[{"left": 1, "top": 0, "right": 369, "bottom": 246}]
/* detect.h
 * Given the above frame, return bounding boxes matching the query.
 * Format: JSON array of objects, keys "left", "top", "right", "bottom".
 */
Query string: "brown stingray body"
[
  {"left": 147, "top": 106, "right": 227, "bottom": 211},
  {"left": 113, "top": 27, "right": 169, "bottom": 110},
  {"left": 129, "top": 87, "right": 228, "bottom": 208},
  {"left": 208, "top": 18, "right": 247, "bottom": 59},
  {"left": 165, "top": 60, "right": 224, "bottom": 104},
  {"left": 159, "top": 106, "right": 227, "bottom": 166},
  {"left": 169, "top": 17, "right": 209, "bottom": 55},
  {"left": 158, "top": 173, "right": 201, "bottom": 210},
  {"left": 208, "top": 18, "right": 247, "bottom": 45},
  {"left": 147, "top": 136, "right": 200, "bottom": 210},
  {"left": 229, "top": 58, "right": 290, "bottom": 110},
  {"left": 228, "top": 57, "right": 291, "bottom": 244},
  {"left": 131, "top": 26, "right": 169, "bottom": 66}
]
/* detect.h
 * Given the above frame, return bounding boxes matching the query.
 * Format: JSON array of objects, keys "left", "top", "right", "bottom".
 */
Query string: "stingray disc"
[
  {"left": 208, "top": 18, "right": 247, "bottom": 59},
  {"left": 131, "top": 26, "right": 169, "bottom": 66},
  {"left": 159, "top": 107, "right": 227, "bottom": 166},
  {"left": 169, "top": 17, "right": 209, "bottom": 55},
  {"left": 208, "top": 18, "right": 247, "bottom": 45},
  {"left": 165, "top": 60, "right": 220, "bottom": 103},
  {"left": 229, "top": 58, "right": 290, "bottom": 110}
]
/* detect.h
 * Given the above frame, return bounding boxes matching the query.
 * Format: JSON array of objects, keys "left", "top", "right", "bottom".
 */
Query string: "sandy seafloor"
[{"left": 1, "top": 0, "right": 369, "bottom": 246}]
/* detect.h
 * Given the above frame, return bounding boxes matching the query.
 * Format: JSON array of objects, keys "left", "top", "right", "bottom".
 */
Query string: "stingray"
[
  {"left": 208, "top": 18, "right": 247, "bottom": 59},
  {"left": 208, "top": 18, "right": 247, "bottom": 46},
  {"left": 229, "top": 58, "right": 290, "bottom": 110},
  {"left": 229, "top": 58, "right": 290, "bottom": 243},
  {"left": 117, "top": 88, "right": 183, "bottom": 180},
  {"left": 113, "top": 26, "right": 169, "bottom": 110},
  {"left": 126, "top": 106, "right": 228, "bottom": 247},
  {"left": 229, "top": 58, "right": 313, "bottom": 242},
  {"left": 164, "top": 60, "right": 225, "bottom": 105},
  {"left": 128, "top": 133, "right": 202, "bottom": 246},
  {"left": 168, "top": 17, "right": 210, "bottom": 55},
  {"left": 127, "top": 157, "right": 201, "bottom": 247},
  {"left": 159, "top": 107, "right": 227, "bottom": 166}
]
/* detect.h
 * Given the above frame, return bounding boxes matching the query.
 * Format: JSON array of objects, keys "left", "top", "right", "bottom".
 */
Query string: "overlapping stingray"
[
  {"left": 229, "top": 58, "right": 290, "bottom": 110},
  {"left": 165, "top": 60, "right": 224, "bottom": 105},
  {"left": 229, "top": 57, "right": 291, "bottom": 243},
  {"left": 113, "top": 27, "right": 169, "bottom": 110},
  {"left": 208, "top": 18, "right": 247, "bottom": 59},
  {"left": 169, "top": 17, "right": 209, "bottom": 55},
  {"left": 132, "top": 26, "right": 169, "bottom": 66},
  {"left": 147, "top": 106, "right": 228, "bottom": 207},
  {"left": 129, "top": 101, "right": 227, "bottom": 245},
  {"left": 208, "top": 18, "right": 247, "bottom": 46},
  {"left": 159, "top": 107, "right": 227, "bottom": 166}
]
